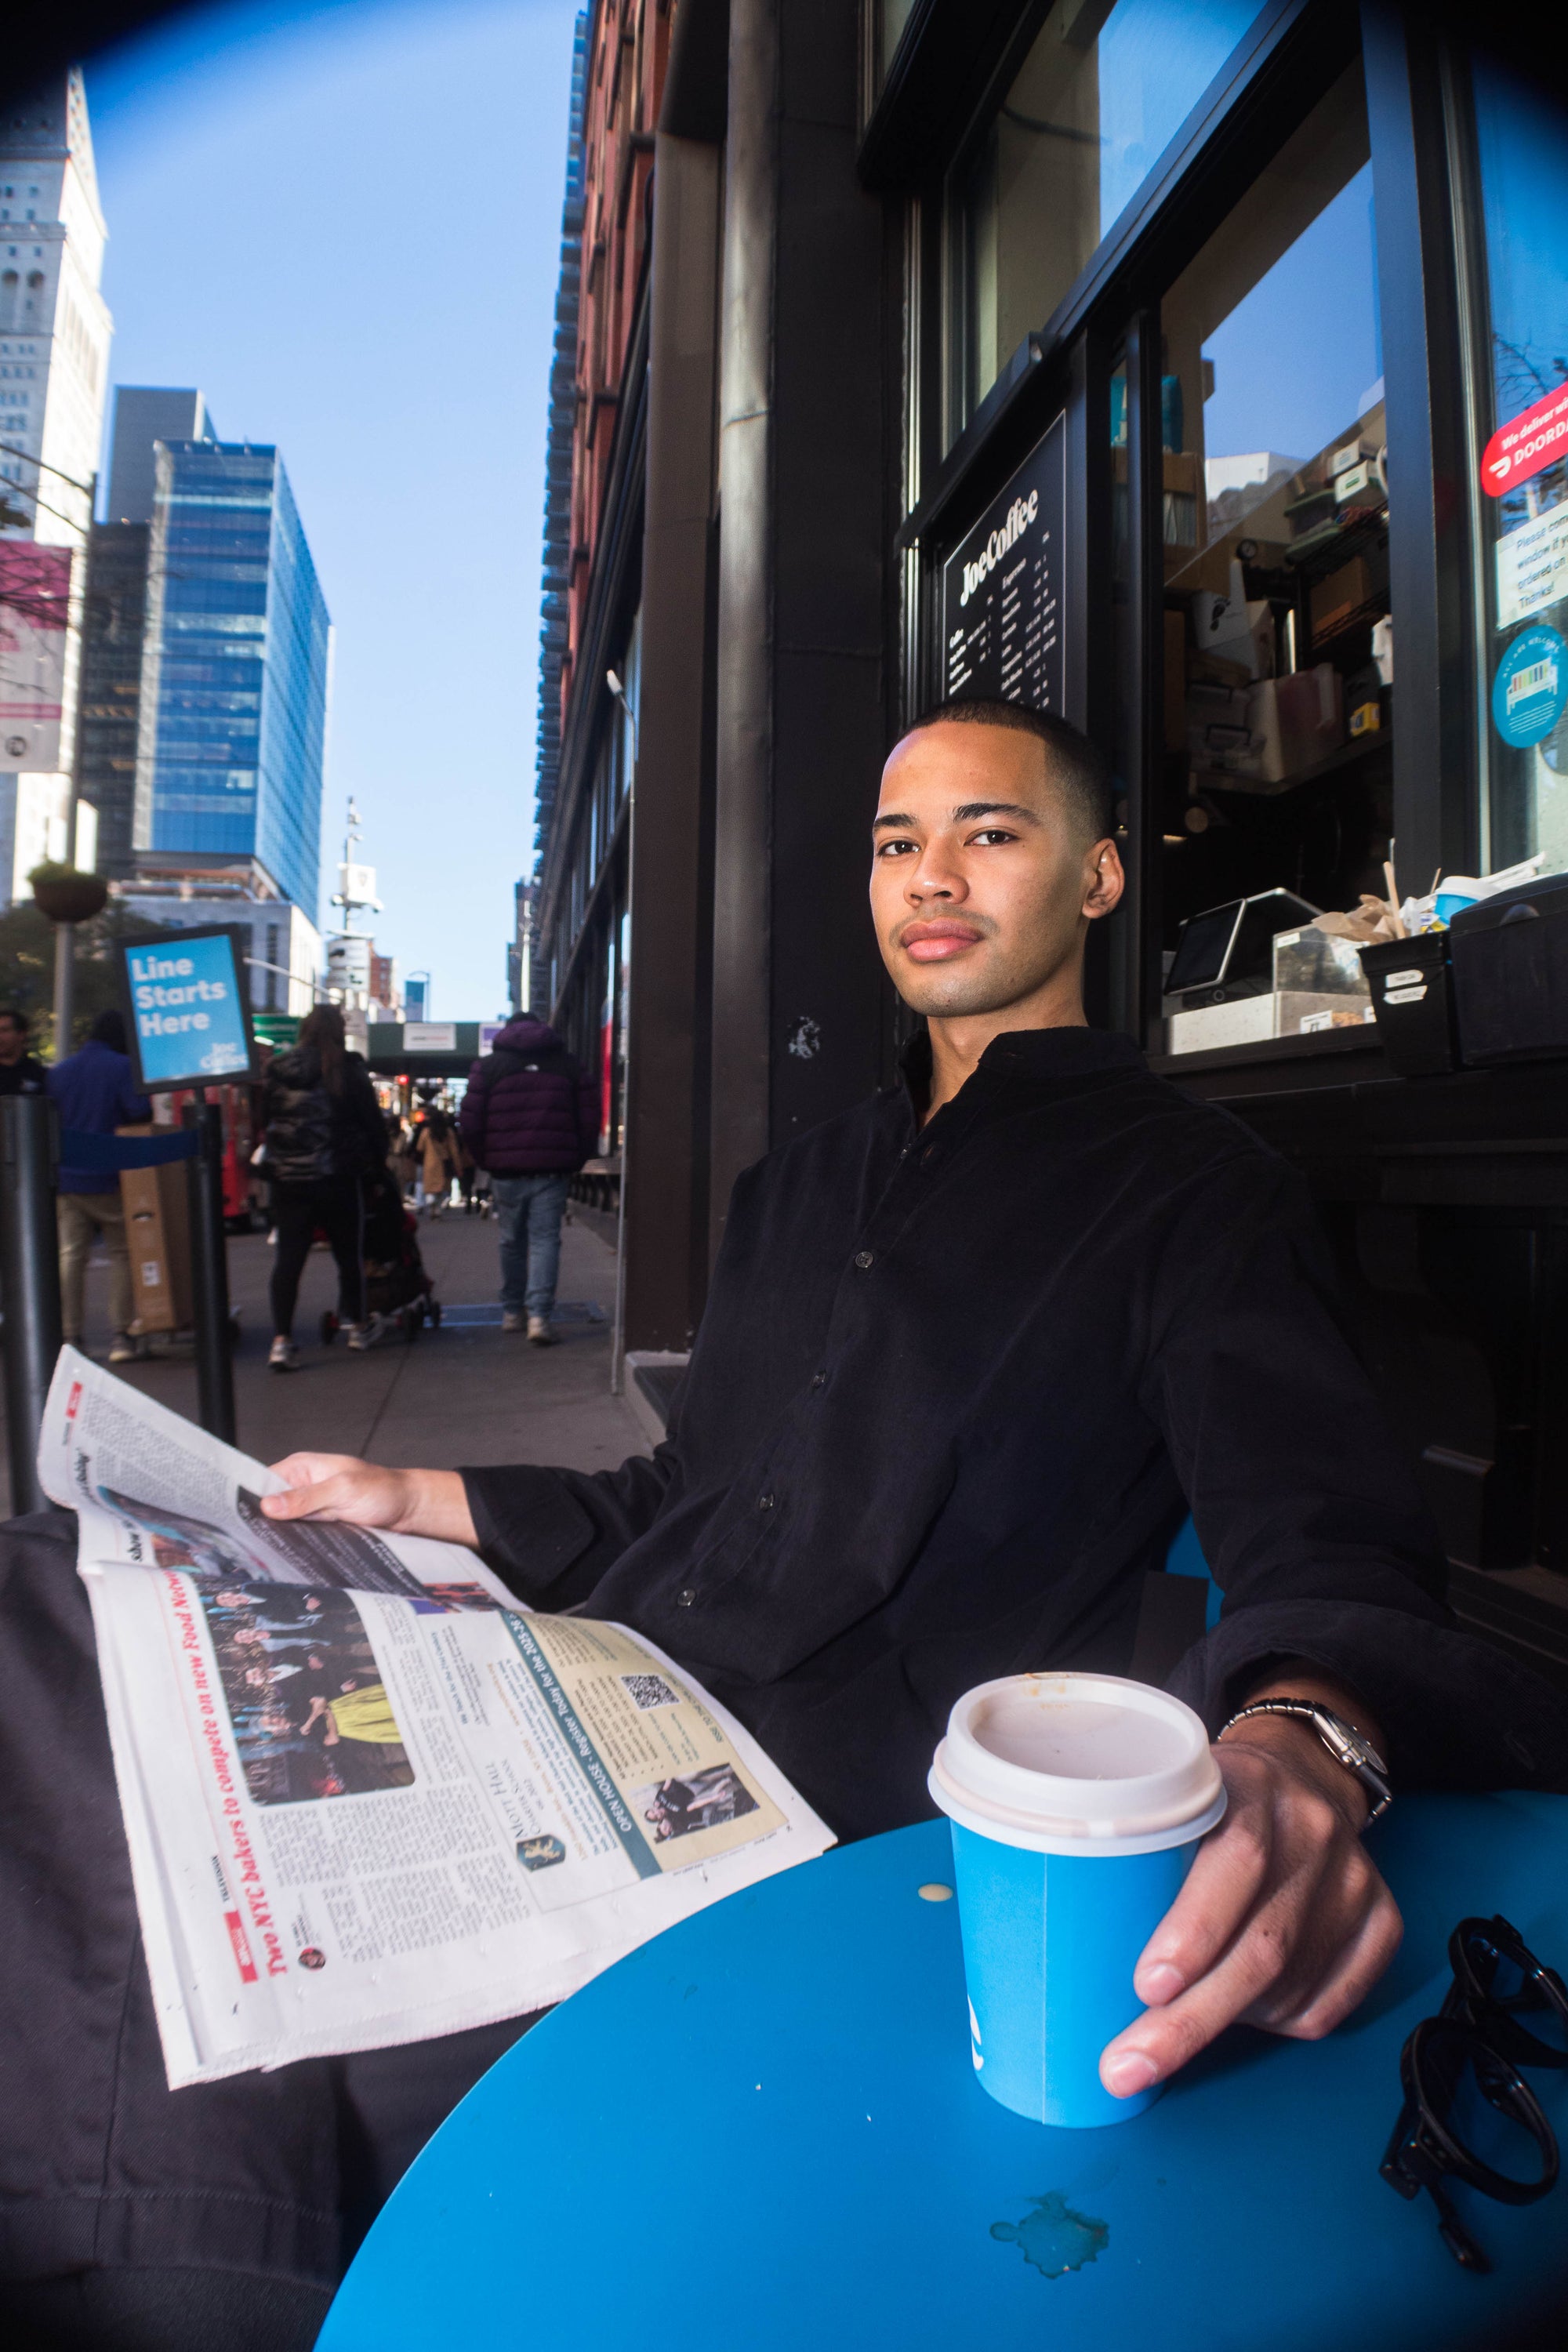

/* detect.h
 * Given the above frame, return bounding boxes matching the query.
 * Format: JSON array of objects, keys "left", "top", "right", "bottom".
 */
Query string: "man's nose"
[{"left": 908, "top": 844, "right": 965, "bottom": 900}]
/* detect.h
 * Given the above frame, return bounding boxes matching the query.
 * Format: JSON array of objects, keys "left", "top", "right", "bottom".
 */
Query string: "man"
[
  {"left": 0, "top": 1004, "right": 47, "bottom": 1095},
  {"left": 263, "top": 703, "right": 1566, "bottom": 2079},
  {"left": 46, "top": 1006, "right": 151, "bottom": 1365},
  {"left": 459, "top": 1011, "right": 597, "bottom": 1343},
  {"left": 0, "top": 706, "right": 1563, "bottom": 2350}
]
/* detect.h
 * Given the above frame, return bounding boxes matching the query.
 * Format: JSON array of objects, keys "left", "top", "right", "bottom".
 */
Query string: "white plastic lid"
[{"left": 928, "top": 1672, "right": 1225, "bottom": 1857}]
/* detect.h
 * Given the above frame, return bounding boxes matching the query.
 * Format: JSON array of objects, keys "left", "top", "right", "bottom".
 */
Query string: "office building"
[
  {"left": 0, "top": 68, "right": 112, "bottom": 900},
  {"left": 136, "top": 436, "right": 330, "bottom": 920},
  {"left": 78, "top": 392, "right": 217, "bottom": 878}
]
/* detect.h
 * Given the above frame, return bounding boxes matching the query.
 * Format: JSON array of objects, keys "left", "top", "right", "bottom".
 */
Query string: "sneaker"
[
  {"left": 527, "top": 1315, "right": 557, "bottom": 1347},
  {"left": 343, "top": 1320, "right": 373, "bottom": 1352},
  {"left": 269, "top": 1336, "right": 299, "bottom": 1373},
  {"left": 108, "top": 1334, "right": 137, "bottom": 1364},
  {"left": 501, "top": 1309, "right": 526, "bottom": 1334}
]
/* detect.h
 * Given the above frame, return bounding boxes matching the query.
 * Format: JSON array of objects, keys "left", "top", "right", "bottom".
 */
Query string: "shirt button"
[
  {"left": 854, "top": 1250, "right": 873, "bottom": 1269},
  {"left": 757, "top": 1492, "right": 775, "bottom": 1511},
  {"left": 676, "top": 1588, "right": 695, "bottom": 1607},
  {"left": 810, "top": 1370, "right": 826, "bottom": 1390}
]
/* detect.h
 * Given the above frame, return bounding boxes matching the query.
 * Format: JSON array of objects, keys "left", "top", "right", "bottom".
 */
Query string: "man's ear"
[{"left": 1083, "top": 839, "right": 1126, "bottom": 920}]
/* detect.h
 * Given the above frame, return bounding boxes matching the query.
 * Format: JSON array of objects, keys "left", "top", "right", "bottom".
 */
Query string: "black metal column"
[
  {"left": 0, "top": 1092, "right": 64, "bottom": 1515},
  {"left": 185, "top": 1099, "right": 235, "bottom": 1444}
]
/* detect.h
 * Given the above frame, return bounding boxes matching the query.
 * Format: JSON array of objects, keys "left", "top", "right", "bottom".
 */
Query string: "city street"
[{"left": 2, "top": 1203, "right": 650, "bottom": 1518}]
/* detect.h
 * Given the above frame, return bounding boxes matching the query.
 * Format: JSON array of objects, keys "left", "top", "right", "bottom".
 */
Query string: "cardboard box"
[
  {"left": 118, "top": 1127, "right": 194, "bottom": 1334},
  {"left": 1310, "top": 555, "right": 1372, "bottom": 640},
  {"left": 1240, "top": 665, "right": 1345, "bottom": 785}
]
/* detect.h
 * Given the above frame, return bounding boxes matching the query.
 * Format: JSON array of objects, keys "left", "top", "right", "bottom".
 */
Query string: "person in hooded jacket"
[
  {"left": 459, "top": 1013, "right": 597, "bottom": 1342},
  {"left": 262, "top": 1005, "right": 390, "bottom": 1370}
]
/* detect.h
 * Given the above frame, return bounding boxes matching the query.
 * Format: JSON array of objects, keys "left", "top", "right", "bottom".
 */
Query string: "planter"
[{"left": 31, "top": 874, "right": 109, "bottom": 924}]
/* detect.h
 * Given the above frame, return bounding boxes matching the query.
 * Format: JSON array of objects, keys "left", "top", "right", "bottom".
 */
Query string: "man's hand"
[
  {"left": 263, "top": 1454, "right": 477, "bottom": 1549},
  {"left": 1098, "top": 1691, "right": 1402, "bottom": 2100}
]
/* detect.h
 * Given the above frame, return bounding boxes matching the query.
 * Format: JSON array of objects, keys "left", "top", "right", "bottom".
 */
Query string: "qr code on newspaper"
[{"left": 621, "top": 1671, "right": 681, "bottom": 1711}]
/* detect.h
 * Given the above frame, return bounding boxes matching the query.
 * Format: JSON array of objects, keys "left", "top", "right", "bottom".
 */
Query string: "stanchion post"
[
  {"left": 0, "top": 1092, "right": 64, "bottom": 1515},
  {"left": 185, "top": 1098, "right": 236, "bottom": 1443}
]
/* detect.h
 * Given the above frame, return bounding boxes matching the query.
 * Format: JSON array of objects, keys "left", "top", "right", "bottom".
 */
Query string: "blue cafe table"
[{"left": 320, "top": 1795, "right": 1568, "bottom": 2351}]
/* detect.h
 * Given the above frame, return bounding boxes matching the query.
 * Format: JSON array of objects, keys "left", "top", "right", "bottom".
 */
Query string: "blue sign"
[
  {"left": 125, "top": 931, "right": 252, "bottom": 1088},
  {"left": 1492, "top": 622, "right": 1568, "bottom": 747}
]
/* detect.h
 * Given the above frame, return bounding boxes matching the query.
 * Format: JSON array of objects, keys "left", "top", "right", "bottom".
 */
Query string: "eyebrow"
[{"left": 871, "top": 800, "right": 1043, "bottom": 833}]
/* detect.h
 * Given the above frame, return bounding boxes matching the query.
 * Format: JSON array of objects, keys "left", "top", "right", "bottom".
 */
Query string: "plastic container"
[
  {"left": 1359, "top": 933, "right": 1461, "bottom": 1076},
  {"left": 928, "top": 1673, "right": 1225, "bottom": 2129},
  {"left": 1449, "top": 874, "right": 1568, "bottom": 1065}
]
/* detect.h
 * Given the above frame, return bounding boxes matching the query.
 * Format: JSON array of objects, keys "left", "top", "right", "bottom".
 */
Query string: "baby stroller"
[{"left": 320, "top": 1172, "right": 441, "bottom": 1347}]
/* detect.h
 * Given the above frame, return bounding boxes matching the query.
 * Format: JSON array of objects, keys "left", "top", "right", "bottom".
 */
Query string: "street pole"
[
  {"left": 185, "top": 1098, "right": 236, "bottom": 1443},
  {"left": 0, "top": 1092, "right": 64, "bottom": 1514},
  {"left": 53, "top": 919, "right": 75, "bottom": 1056}
]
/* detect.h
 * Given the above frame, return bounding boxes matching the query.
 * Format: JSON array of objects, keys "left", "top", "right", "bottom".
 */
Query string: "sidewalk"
[{"left": 0, "top": 1203, "right": 650, "bottom": 1519}]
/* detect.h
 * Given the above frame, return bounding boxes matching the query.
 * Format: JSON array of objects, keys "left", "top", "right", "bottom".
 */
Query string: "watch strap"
[{"left": 1218, "top": 1698, "right": 1392, "bottom": 1823}]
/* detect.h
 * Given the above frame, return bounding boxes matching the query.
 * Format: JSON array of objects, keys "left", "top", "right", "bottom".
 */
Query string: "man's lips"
[{"left": 899, "top": 920, "right": 985, "bottom": 964}]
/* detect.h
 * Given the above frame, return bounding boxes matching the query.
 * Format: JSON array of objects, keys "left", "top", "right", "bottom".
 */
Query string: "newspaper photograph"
[{"left": 41, "top": 1348, "right": 835, "bottom": 2089}]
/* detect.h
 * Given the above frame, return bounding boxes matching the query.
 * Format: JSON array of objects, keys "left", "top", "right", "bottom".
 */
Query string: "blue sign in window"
[{"left": 125, "top": 931, "right": 252, "bottom": 1089}]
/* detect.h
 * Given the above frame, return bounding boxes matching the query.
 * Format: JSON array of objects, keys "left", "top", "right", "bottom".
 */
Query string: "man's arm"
[
  {"left": 262, "top": 1439, "right": 683, "bottom": 1610},
  {"left": 1102, "top": 1147, "right": 1566, "bottom": 2098},
  {"left": 457, "top": 1063, "right": 486, "bottom": 1161}
]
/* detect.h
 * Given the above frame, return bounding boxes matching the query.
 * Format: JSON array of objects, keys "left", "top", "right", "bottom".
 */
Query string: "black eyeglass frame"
[{"left": 1380, "top": 1915, "right": 1568, "bottom": 2273}]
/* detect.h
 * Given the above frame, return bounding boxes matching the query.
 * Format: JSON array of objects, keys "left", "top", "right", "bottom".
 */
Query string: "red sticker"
[{"left": 1482, "top": 382, "right": 1568, "bottom": 497}]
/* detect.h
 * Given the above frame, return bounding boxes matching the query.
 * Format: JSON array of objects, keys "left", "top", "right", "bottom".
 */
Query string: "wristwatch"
[{"left": 1217, "top": 1699, "right": 1392, "bottom": 1823}]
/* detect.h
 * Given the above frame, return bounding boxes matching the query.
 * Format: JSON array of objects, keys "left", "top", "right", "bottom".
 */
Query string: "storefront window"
[
  {"left": 1469, "top": 58, "right": 1568, "bottom": 877},
  {"left": 945, "top": 0, "right": 1260, "bottom": 445},
  {"left": 877, "top": 0, "right": 920, "bottom": 97},
  {"left": 1153, "top": 61, "right": 1393, "bottom": 1054}
]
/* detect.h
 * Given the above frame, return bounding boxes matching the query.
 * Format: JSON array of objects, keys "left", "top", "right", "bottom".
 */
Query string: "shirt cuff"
[
  {"left": 459, "top": 1465, "right": 599, "bottom": 1602},
  {"left": 1168, "top": 1599, "right": 1568, "bottom": 1791}
]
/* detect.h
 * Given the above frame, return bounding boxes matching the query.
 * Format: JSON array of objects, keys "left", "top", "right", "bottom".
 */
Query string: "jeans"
[
  {"left": 492, "top": 1173, "right": 570, "bottom": 1317},
  {"left": 57, "top": 1190, "right": 133, "bottom": 1342}
]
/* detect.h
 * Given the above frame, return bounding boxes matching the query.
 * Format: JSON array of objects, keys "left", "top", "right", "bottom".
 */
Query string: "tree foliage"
[{"left": 0, "top": 901, "right": 182, "bottom": 1058}]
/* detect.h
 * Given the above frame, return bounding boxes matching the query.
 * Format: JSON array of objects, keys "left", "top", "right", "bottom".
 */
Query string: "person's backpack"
[{"left": 264, "top": 1051, "right": 336, "bottom": 1185}]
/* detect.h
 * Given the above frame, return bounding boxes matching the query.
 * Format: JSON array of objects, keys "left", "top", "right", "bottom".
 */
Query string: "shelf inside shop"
[{"left": 1186, "top": 720, "right": 1392, "bottom": 808}]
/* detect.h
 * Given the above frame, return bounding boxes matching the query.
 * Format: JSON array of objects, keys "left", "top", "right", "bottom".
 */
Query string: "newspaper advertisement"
[{"left": 41, "top": 1348, "right": 835, "bottom": 2089}]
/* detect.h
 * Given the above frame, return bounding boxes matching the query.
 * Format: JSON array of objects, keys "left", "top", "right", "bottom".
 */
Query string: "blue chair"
[
  {"left": 1129, "top": 1515, "right": 1221, "bottom": 1682},
  {"left": 1164, "top": 1513, "right": 1223, "bottom": 1629}
]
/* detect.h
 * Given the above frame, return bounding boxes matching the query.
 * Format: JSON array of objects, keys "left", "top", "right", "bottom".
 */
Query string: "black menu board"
[{"left": 940, "top": 410, "right": 1065, "bottom": 712}]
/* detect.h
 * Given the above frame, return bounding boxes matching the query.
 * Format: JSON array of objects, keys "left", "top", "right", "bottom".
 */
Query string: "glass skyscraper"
[{"left": 136, "top": 440, "right": 329, "bottom": 916}]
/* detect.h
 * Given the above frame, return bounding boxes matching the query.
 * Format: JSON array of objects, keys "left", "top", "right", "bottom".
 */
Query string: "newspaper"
[{"left": 39, "top": 1348, "right": 834, "bottom": 2088}]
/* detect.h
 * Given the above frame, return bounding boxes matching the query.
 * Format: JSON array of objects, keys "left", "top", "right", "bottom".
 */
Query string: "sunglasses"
[{"left": 1381, "top": 1915, "right": 1568, "bottom": 2271}]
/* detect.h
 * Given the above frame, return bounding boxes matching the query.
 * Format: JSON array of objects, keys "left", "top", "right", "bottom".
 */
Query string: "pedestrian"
[
  {"left": 388, "top": 1115, "right": 418, "bottom": 1200},
  {"left": 0, "top": 1004, "right": 47, "bottom": 1095},
  {"left": 416, "top": 1105, "right": 461, "bottom": 1218},
  {"left": 261, "top": 1004, "right": 389, "bottom": 1370},
  {"left": 46, "top": 1007, "right": 151, "bottom": 1364},
  {"left": 458, "top": 1011, "right": 597, "bottom": 1343}
]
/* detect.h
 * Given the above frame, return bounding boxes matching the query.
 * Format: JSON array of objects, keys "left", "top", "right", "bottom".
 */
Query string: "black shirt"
[
  {"left": 0, "top": 1052, "right": 47, "bottom": 1095},
  {"left": 463, "top": 1028, "right": 1566, "bottom": 1838}
]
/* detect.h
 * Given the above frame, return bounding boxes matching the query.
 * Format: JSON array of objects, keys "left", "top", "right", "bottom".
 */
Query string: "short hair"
[
  {"left": 0, "top": 1004, "right": 27, "bottom": 1034},
  {"left": 906, "top": 699, "right": 1113, "bottom": 842},
  {"left": 90, "top": 1007, "right": 128, "bottom": 1053}
]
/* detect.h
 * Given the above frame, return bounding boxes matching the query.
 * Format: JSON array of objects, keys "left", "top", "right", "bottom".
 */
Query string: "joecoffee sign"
[{"left": 1482, "top": 383, "right": 1568, "bottom": 498}]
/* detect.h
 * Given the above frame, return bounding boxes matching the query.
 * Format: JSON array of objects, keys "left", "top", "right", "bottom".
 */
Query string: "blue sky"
[{"left": 85, "top": 0, "right": 581, "bottom": 1017}]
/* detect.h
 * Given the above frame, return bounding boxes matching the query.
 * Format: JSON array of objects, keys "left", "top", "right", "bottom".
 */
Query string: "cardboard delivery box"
[{"left": 118, "top": 1127, "right": 193, "bottom": 1334}]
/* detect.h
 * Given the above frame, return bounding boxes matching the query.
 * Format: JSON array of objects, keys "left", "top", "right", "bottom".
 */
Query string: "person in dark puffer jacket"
[{"left": 459, "top": 1014, "right": 597, "bottom": 1343}]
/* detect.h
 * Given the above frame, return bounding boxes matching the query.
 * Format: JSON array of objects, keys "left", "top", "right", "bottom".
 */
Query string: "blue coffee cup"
[{"left": 929, "top": 1673, "right": 1225, "bottom": 2129}]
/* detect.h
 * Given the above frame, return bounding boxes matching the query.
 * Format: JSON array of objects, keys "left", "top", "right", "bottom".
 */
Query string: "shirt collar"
[{"left": 898, "top": 1022, "right": 1145, "bottom": 1111}]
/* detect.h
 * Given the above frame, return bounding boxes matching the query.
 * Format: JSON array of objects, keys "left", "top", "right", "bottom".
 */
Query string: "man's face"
[
  {"left": 0, "top": 1018, "right": 25, "bottom": 1065},
  {"left": 869, "top": 721, "right": 1122, "bottom": 1018}
]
